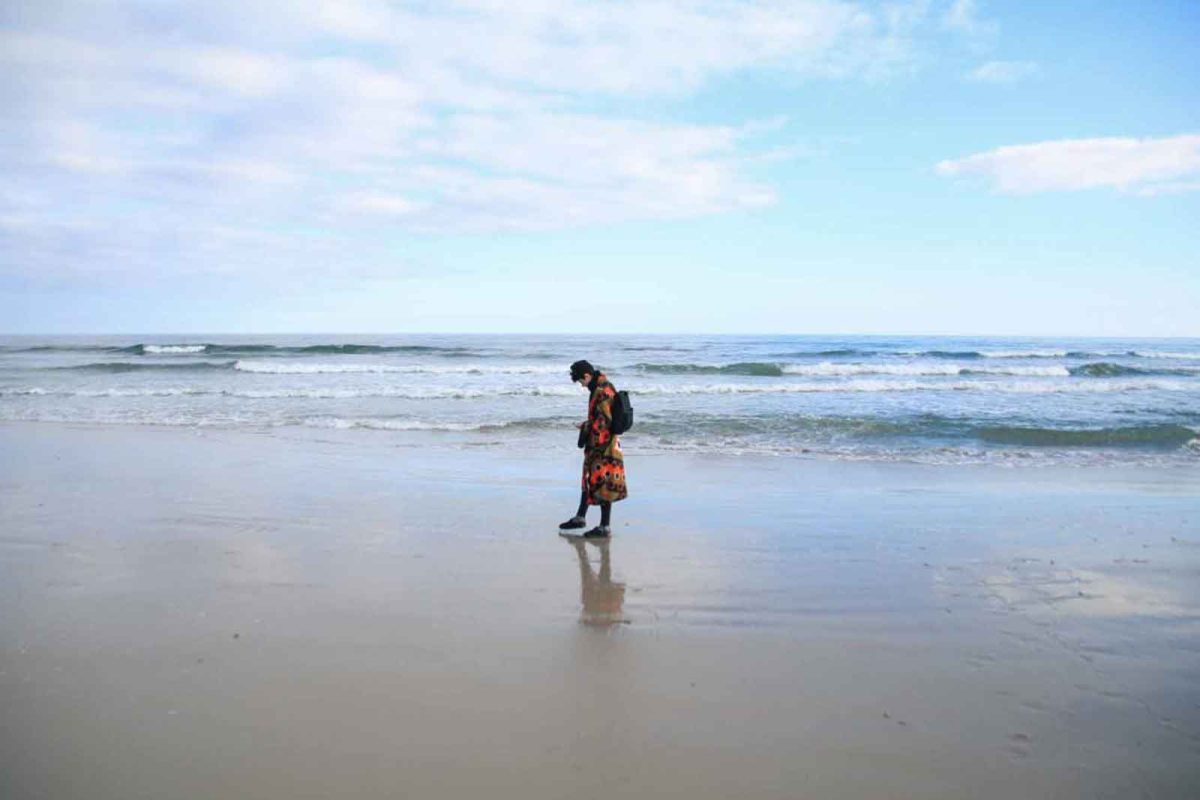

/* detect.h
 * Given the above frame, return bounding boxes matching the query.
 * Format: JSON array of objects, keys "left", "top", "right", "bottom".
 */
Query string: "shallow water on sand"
[{"left": 2, "top": 423, "right": 1198, "bottom": 798}]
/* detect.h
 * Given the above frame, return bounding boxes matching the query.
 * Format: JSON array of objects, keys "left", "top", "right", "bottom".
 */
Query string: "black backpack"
[{"left": 610, "top": 390, "right": 634, "bottom": 435}]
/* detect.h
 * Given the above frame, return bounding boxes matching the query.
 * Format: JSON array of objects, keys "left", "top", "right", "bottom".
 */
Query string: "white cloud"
[
  {"left": 339, "top": 192, "right": 425, "bottom": 216},
  {"left": 1135, "top": 180, "right": 1200, "bottom": 197},
  {"left": 936, "top": 135, "right": 1200, "bottom": 194},
  {"left": 942, "top": 0, "right": 988, "bottom": 34},
  {"left": 209, "top": 159, "right": 298, "bottom": 185},
  {"left": 0, "top": 0, "right": 973, "bottom": 283},
  {"left": 171, "top": 47, "right": 294, "bottom": 97},
  {"left": 966, "top": 59, "right": 1037, "bottom": 84}
]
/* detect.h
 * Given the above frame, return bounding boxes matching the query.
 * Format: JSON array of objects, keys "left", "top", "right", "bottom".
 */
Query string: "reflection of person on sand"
[{"left": 566, "top": 537, "right": 627, "bottom": 626}]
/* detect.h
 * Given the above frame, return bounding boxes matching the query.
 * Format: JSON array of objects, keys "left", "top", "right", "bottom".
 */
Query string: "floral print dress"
[{"left": 582, "top": 374, "right": 628, "bottom": 505}]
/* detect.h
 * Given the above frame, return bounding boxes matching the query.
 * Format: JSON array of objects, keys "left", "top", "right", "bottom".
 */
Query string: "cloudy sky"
[{"left": 2, "top": 0, "right": 1198, "bottom": 335}]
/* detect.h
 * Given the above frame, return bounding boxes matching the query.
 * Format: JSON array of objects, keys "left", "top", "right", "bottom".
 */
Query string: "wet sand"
[{"left": 2, "top": 422, "right": 1198, "bottom": 799}]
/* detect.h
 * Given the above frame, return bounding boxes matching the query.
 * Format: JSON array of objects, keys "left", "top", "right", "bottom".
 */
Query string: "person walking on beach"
[{"left": 560, "top": 360, "right": 627, "bottom": 538}]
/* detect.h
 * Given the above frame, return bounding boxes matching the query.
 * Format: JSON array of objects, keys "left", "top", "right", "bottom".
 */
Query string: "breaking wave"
[
  {"left": 124, "top": 343, "right": 486, "bottom": 356},
  {"left": 631, "top": 361, "right": 1196, "bottom": 378},
  {"left": 5, "top": 378, "right": 1195, "bottom": 400},
  {"left": 231, "top": 361, "right": 562, "bottom": 375},
  {"left": 632, "top": 362, "right": 787, "bottom": 377},
  {"left": 298, "top": 415, "right": 575, "bottom": 432},
  {"left": 625, "top": 379, "right": 1196, "bottom": 395}
]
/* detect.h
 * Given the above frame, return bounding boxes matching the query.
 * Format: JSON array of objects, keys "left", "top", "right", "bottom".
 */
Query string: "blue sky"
[{"left": 2, "top": 0, "right": 1198, "bottom": 335}]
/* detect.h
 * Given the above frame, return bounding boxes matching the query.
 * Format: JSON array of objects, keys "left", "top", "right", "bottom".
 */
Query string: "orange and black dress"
[{"left": 582, "top": 373, "right": 628, "bottom": 505}]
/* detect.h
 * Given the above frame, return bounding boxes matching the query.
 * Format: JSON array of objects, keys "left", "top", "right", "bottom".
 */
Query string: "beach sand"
[{"left": 2, "top": 422, "right": 1198, "bottom": 799}]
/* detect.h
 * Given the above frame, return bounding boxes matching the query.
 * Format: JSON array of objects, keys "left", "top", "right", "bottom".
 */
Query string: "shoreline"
[
  {"left": 2, "top": 421, "right": 1198, "bottom": 798},
  {"left": 4, "top": 416, "right": 1199, "bottom": 471}
]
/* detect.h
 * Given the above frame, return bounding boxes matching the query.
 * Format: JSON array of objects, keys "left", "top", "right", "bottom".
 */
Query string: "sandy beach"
[{"left": 2, "top": 421, "right": 1198, "bottom": 798}]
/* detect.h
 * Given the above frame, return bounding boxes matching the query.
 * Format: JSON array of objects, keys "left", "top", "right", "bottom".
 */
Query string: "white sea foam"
[
  {"left": 1, "top": 387, "right": 204, "bottom": 398},
  {"left": 301, "top": 416, "right": 487, "bottom": 431},
  {"left": 0, "top": 385, "right": 570, "bottom": 400},
  {"left": 964, "top": 365, "right": 1072, "bottom": 376},
  {"left": 779, "top": 362, "right": 1069, "bottom": 377},
  {"left": 232, "top": 360, "right": 562, "bottom": 375},
  {"left": 236, "top": 387, "right": 492, "bottom": 399},
  {"left": 143, "top": 344, "right": 207, "bottom": 354},
  {"left": 632, "top": 437, "right": 1196, "bottom": 467},
  {"left": 2, "top": 377, "right": 1194, "bottom": 401},
  {"left": 1135, "top": 351, "right": 1200, "bottom": 360},
  {"left": 623, "top": 378, "right": 1196, "bottom": 395}
]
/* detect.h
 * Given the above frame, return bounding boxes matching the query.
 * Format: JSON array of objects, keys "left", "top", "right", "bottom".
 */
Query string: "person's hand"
[{"left": 578, "top": 421, "right": 587, "bottom": 430}]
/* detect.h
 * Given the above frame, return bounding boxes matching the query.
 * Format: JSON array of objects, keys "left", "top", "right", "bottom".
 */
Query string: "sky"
[{"left": 2, "top": 0, "right": 1198, "bottom": 336}]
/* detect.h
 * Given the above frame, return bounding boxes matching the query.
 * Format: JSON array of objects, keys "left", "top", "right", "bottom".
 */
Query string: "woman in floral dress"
[{"left": 559, "top": 360, "right": 627, "bottom": 538}]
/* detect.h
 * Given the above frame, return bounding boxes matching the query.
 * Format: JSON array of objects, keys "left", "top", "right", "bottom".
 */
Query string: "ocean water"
[{"left": 2, "top": 334, "right": 1198, "bottom": 466}]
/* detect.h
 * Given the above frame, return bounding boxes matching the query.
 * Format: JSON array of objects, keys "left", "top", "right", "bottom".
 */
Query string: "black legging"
[{"left": 575, "top": 490, "right": 612, "bottom": 526}]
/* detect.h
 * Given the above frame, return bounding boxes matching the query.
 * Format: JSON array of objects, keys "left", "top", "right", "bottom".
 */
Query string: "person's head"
[{"left": 569, "top": 359, "right": 595, "bottom": 386}]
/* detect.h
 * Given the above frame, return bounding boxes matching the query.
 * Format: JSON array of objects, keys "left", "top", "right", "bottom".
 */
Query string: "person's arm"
[{"left": 589, "top": 389, "right": 613, "bottom": 450}]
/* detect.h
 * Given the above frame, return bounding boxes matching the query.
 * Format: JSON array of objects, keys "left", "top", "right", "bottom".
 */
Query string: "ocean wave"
[
  {"left": 919, "top": 350, "right": 988, "bottom": 359},
  {"left": 4, "top": 410, "right": 1195, "bottom": 460},
  {"left": 631, "top": 361, "right": 787, "bottom": 377},
  {"left": 300, "top": 416, "right": 489, "bottom": 432},
  {"left": 5, "top": 378, "right": 1194, "bottom": 401},
  {"left": 72, "top": 343, "right": 492, "bottom": 356},
  {"left": 770, "top": 349, "right": 871, "bottom": 358},
  {"left": 617, "top": 345, "right": 697, "bottom": 352},
  {"left": 1069, "top": 362, "right": 1144, "bottom": 377},
  {"left": 972, "top": 350, "right": 1070, "bottom": 359},
  {"left": 911, "top": 349, "right": 1196, "bottom": 360},
  {"left": 233, "top": 387, "right": 490, "bottom": 399},
  {"left": 1068, "top": 361, "right": 1200, "bottom": 377},
  {"left": 55, "top": 360, "right": 236, "bottom": 373},
  {"left": 0, "top": 385, "right": 579, "bottom": 400},
  {"left": 975, "top": 423, "right": 1198, "bottom": 448},
  {"left": 0, "top": 387, "right": 207, "bottom": 398},
  {"left": 788, "top": 363, "right": 1070, "bottom": 377},
  {"left": 0, "top": 409, "right": 576, "bottom": 432},
  {"left": 773, "top": 349, "right": 1071, "bottom": 360},
  {"left": 636, "top": 412, "right": 1198, "bottom": 449},
  {"left": 982, "top": 349, "right": 1198, "bottom": 360},
  {"left": 231, "top": 360, "right": 562, "bottom": 375},
  {"left": 625, "top": 379, "right": 1196, "bottom": 395},
  {"left": 632, "top": 439, "right": 1198, "bottom": 467},
  {"left": 634, "top": 361, "right": 1118, "bottom": 377},
  {"left": 299, "top": 415, "right": 574, "bottom": 432},
  {"left": 633, "top": 359, "right": 1200, "bottom": 378},
  {"left": 1131, "top": 350, "right": 1200, "bottom": 360},
  {"left": 3, "top": 345, "right": 116, "bottom": 353}
]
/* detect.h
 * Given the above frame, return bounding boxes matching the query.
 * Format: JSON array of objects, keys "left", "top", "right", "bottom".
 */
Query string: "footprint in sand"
[{"left": 1006, "top": 732, "right": 1032, "bottom": 758}]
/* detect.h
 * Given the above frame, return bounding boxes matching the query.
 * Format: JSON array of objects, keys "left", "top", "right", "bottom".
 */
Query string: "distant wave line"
[
  {"left": 2, "top": 410, "right": 1195, "bottom": 454},
  {"left": 4, "top": 343, "right": 493, "bottom": 357},
  {"left": 6, "top": 378, "right": 1197, "bottom": 399},
  {"left": 769, "top": 349, "right": 1200, "bottom": 360},
  {"left": 6, "top": 343, "right": 1199, "bottom": 362},
  {"left": 631, "top": 361, "right": 1200, "bottom": 378}
]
